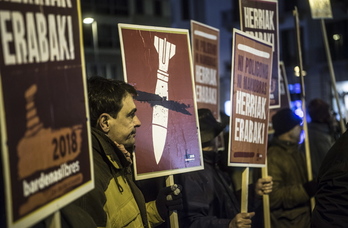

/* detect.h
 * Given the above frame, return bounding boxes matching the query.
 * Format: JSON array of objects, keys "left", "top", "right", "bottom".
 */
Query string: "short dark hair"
[
  {"left": 87, "top": 76, "right": 137, "bottom": 127},
  {"left": 308, "top": 98, "right": 330, "bottom": 123}
]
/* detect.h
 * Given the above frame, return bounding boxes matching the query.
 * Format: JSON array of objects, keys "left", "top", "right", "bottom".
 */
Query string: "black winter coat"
[
  {"left": 267, "top": 137, "right": 311, "bottom": 228},
  {"left": 176, "top": 150, "right": 261, "bottom": 228},
  {"left": 311, "top": 130, "right": 348, "bottom": 228}
]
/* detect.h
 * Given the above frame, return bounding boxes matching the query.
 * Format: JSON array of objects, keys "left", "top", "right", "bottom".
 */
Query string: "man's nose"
[{"left": 134, "top": 115, "right": 141, "bottom": 127}]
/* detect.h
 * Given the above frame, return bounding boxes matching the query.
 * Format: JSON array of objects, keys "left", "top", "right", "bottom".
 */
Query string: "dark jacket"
[
  {"left": 307, "top": 122, "right": 335, "bottom": 177},
  {"left": 73, "top": 128, "right": 163, "bottom": 228},
  {"left": 267, "top": 137, "right": 311, "bottom": 228},
  {"left": 311, "top": 130, "right": 348, "bottom": 228},
  {"left": 176, "top": 150, "right": 260, "bottom": 228}
]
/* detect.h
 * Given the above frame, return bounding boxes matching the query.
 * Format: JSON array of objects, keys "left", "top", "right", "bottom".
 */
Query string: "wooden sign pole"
[
  {"left": 320, "top": 19, "right": 346, "bottom": 134},
  {"left": 240, "top": 167, "right": 249, "bottom": 213},
  {"left": 262, "top": 164, "right": 271, "bottom": 228},
  {"left": 166, "top": 175, "right": 179, "bottom": 228},
  {"left": 293, "top": 7, "right": 315, "bottom": 210},
  {"left": 46, "top": 211, "right": 61, "bottom": 228}
]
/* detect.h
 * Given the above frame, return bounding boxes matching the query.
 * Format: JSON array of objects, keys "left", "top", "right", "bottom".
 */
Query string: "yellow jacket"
[{"left": 74, "top": 128, "right": 164, "bottom": 228}]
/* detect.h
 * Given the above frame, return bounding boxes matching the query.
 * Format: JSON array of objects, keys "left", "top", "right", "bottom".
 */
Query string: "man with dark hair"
[
  {"left": 74, "top": 76, "right": 182, "bottom": 228},
  {"left": 177, "top": 108, "right": 273, "bottom": 228},
  {"left": 268, "top": 108, "right": 316, "bottom": 228}
]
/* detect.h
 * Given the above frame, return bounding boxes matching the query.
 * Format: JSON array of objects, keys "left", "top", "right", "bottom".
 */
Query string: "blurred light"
[
  {"left": 333, "top": 34, "right": 341, "bottom": 41},
  {"left": 83, "top": 17, "right": 94, "bottom": 24},
  {"left": 289, "top": 103, "right": 305, "bottom": 144},
  {"left": 342, "top": 81, "right": 348, "bottom": 91},
  {"left": 294, "top": 108, "right": 304, "bottom": 118},
  {"left": 288, "top": 83, "right": 301, "bottom": 94},
  {"left": 299, "top": 130, "right": 305, "bottom": 144},
  {"left": 224, "top": 100, "right": 231, "bottom": 116},
  {"left": 294, "top": 66, "right": 306, "bottom": 77},
  {"left": 345, "top": 94, "right": 348, "bottom": 110},
  {"left": 291, "top": 100, "right": 304, "bottom": 118},
  {"left": 291, "top": 100, "right": 302, "bottom": 109}
]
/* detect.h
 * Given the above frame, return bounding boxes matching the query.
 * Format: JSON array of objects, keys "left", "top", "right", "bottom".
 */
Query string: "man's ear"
[{"left": 97, "top": 113, "right": 110, "bottom": 133}]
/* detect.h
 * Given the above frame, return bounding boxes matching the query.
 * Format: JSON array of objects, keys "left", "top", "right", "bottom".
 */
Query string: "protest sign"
[
  {"left": 239, "top": 0, "right": 280, "bottom": 108},
  {"left": 119, "top": 24, "right": 203, "bottom": 180},
  {"left": 228, "top": 29, "right": 273, "bottom": 167},
  {"left": 191, "top": 20, "right": 220, "bottom": 117},
  {"left": 309, "top": 0, "right": 333, "bottom": 19},
  {"left": 0, "top": 1, "right": 93, "bottom": 227},
  {"left": 191, "top": 20, "right": 225, "bottom": 149}
]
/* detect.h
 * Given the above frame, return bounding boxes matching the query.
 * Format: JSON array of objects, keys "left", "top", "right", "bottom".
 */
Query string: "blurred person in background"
[
  {"left": 177, "top": 108, "right": 273, "bottom": 228},
  {"left": 307, "top": 98, "right": 338, "bottom": 177},
  {"left": 267, "top": 108, "right": 316, "bottom": 228}
]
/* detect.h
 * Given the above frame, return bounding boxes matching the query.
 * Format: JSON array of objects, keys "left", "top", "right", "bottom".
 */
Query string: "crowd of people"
[{"left": 30, "top": 76, "right": 346, "bottom": 228}]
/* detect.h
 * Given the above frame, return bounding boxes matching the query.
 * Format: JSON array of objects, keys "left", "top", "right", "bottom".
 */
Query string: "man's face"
[
  {"left": 107, "top": 94, "right": 141, "bottom": 148},
  {"left": 289, "top": 124, "right": 302, "bottom": 143}
]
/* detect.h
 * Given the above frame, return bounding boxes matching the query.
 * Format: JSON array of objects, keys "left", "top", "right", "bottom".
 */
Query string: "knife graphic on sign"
[{"left": 152, "top": 36, "right": 176, "bottom": 164}]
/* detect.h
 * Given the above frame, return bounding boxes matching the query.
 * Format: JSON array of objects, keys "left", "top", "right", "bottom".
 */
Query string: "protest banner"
[
  {"left": 0, "top": 1, "right": 93, "bottom": 227},
  {"left": 191, "top": 20, "right": 220, "bottom": 118},
  {"left": 119, "top": 24, "right": 203, "bottom": 180},
  {"left": 309, "top": 0, "right": 333, "bottom": 19},
  {"left": 190, "top": 20, "right": 225, "bottom": 149},
  {"left": 239, "top": 0, "right": 280, "bottom": 109},
  {"left": 228, "top": 29, "right": 273, "bottom": 167}
]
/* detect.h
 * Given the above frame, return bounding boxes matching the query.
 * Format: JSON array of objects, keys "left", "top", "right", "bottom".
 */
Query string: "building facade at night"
[{"left": 81, "top": 0, "right": 348, "bottom": 120}]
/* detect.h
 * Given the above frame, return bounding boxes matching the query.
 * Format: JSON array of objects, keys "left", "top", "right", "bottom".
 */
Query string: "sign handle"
[
  {"left": 293, "top": 7, "right": 315, "bottom": 210},
  {"left": 240, "top": 167, "right": 249, "bottom": 213},
  {"left": 262, "top": 165, "right": 271, "bottom": 228},
  {"left": 166, "top": 175, "right": 179, "bottom": 228},
  {"left": 46, "top": 211, "right": 61, "bottom": 228},
  {"left": 320, "top": 19, "right": 346, "bottom": 134}
]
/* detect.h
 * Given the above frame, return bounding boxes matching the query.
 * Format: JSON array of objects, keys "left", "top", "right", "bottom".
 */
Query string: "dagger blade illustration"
[
  {"left": 153, "top": 36, "right": 176, "bottom": 164},
  {"left": 135, "top": 90, "right": 192, "bottom": 116}
]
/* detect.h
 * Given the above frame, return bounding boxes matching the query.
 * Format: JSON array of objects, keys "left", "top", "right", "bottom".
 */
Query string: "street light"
[
  {"left": 83, "top": 17, "right": 99, "bottom": 63},
  {"left": 294, "top": 66, "right": 306, "bottom": 77},
  {"left": 83, "top": 17, "right": 94, "bottom": 24}
]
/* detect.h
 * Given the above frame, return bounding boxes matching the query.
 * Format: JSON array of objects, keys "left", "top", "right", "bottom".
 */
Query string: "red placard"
[
  {"left": 191, "top": 20, "right": 220, "bottom": 118},
  {"left": 228, "top": 29, "right": 273, "bottom": 167},
  {"left": 119, "top": 24, "right": 203, "bottom": 180}
]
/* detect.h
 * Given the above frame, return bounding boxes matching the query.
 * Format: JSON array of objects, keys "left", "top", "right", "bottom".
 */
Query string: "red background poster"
[
  {"left": 119, "top": 24, "right": 203, "bottom": 179},
  {"left": 228, "top": 29, "right": 273, "bottom": 167},
  {"left": 191, "top": 20, "right": 220, "bottom": 118}
]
